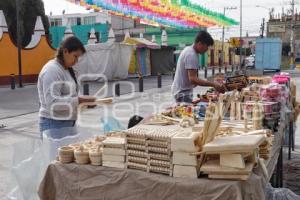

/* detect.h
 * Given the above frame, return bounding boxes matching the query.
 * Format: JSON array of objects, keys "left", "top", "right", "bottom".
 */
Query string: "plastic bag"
[
  {"left": 100, "top": 116, "right": 125, "bottom": 133},
  {"left": 7, "top": 127, "right": 93, "bottom": 200},
  {"left": 42, "top": 127, "right": 81, "bottom": 161},
  {"left": 265, "top": 183, "right": 300, "bottom": 200}
]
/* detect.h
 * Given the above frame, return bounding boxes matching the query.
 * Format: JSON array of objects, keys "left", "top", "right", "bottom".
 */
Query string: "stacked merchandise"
[
  {"left": 259, "top": 138, "right": 273, "bottom": 160},
  {"left": 242, "top": 101, "right": 280, "bottom": 131},
  {"left": 58, "top": 136, "right": 105, "bottom": 165},
  {"left": 200, "top": 135, "right": 266, "bottom": 180},
  {"left": 260, "top": 84, "right": 287, "bottom": 129},
  {"left": 125, "top": 125, "right": 179, "bottom": 176},
  {"left": 102, "top": 137, "right": 126, "bottom": 169},
  {"left": 260, "top": 84, "right": 282, "bottom": 103},
  {"left": 241, "top": 84, "right": 261, "bottom": 102},
  {"left": 247, "top": 76, "right": 272, "bottom": 85},
  {"left": 171, "top": 131, "right": 201, "bottom": 178},
  {"left": 272, "top": 73, "right": 290, "bottom": 85},
  {"left": 225, "top": 75, "right": 248, "bottom": 91}
]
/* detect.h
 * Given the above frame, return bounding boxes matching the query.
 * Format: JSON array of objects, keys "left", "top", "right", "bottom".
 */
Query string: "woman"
[{"left": 38, "top": 36, "right": 95, "bottom": 136}]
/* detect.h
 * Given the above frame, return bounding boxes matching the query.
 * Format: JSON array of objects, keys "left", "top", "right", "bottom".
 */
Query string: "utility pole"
[
  {"left": 221, "top": 7, "right": 237, "bottom": 68},
  {"left": 239, "top": 0, "right": 243, "bottom": 70},
  {"left": 16, "top": 0, "right": 23, "bottom": 87},
  {"left": 290, "top": 0, "right": 296, "bottom": 69},
  {"left": 260, "top": 18, "right": 265, "bottom": 38}
]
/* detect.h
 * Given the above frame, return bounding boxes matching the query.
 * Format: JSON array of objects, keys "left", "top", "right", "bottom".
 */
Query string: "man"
[{"left": 171, "top": 31, "right": 225, "bottom": 103}]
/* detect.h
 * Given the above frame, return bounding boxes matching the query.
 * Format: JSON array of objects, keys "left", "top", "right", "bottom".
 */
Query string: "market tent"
[
  {"left": 74, "top": 41, "right": 134, "bottom": 81},
  {"left": 123, "top": 37, "right": 160, "bottom": 77},
  {"left": 150, "top": 46, "right": 176, "bottom": 75}
]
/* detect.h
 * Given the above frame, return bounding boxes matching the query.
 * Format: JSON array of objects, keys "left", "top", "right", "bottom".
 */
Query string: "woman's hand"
[
  {"left": 79, "top": 95, "right": 96, "bottom": 104},
  {"left": 78, "top": 96, "right": 96, "bottom": 108}
]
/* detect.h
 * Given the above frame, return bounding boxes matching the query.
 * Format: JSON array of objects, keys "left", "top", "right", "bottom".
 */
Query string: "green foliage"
[{"left": 0, "top": 0, "right": 49, "bottom": 47}]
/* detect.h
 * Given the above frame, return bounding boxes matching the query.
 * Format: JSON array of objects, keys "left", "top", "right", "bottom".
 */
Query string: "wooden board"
[
  {"left": 103, "top": 148, "right": 126, "bottom": 156},
  {"left": 171, "top": 131, "right": 201, "bottom": 152},
  {"left": 220, "top": 154, "right": 245, "bottom": 169},
  {"left": 102, "top": 155, "right": 125, "bottom": 162},
  {"left": 201, "top": 159, "right": 254, "bottom": 175},
  {"left": 102, "top": 137, "right": 125, "bottom": 148},
  {"left": 208, "top": 174, "right": 250, "bottom": 181},
  {"left": 102, "top": 161, "right": 125, "bottom": 169},
  {"left": 203, "top": 135, "right": 266, "bottom": 153},
  {"left": 173, "top": 165, "right": 200, "bottom": 178},
  {"left": 173, "top": 152, "right": 198, "bottom": 166}
]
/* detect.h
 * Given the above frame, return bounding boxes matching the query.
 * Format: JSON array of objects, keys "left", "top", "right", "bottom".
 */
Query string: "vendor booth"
[
  {"left": 37, "top": 72, "right": 297, "bottom": 200},
  {"left": 150, "top": 46, "right": 176, "bottom": 75},
  {"left": 123, "top": 37, "right": 160, "bottom": 77}
]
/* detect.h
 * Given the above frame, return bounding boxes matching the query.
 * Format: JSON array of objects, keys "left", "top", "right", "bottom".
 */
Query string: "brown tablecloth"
[
  {"left": 38, "top": 113, "right": 290, "bottom": 200},
  {"left": 38, "top": 162, "right": 267, "bottom": 200}
]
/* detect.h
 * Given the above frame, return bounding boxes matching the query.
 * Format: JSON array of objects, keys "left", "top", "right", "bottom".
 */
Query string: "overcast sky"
[{"left": 42, "top": 0, "right": 300, "bottom": 40}]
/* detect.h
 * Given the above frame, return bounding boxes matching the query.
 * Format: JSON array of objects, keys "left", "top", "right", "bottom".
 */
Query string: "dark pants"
[{"left": 174, "top": 94, "right": 193, "bottom": 104}]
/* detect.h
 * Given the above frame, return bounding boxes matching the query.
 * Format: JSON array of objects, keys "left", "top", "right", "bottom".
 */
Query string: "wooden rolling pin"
[{"left": 95, "top": 97, "right": 113, "bottom": 104}]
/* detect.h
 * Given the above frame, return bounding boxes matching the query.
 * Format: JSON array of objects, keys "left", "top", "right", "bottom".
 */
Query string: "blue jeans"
[
  {"left": 39, "top": 117, "right": 76, "bottom": 139},
  {"left": 174, "top": 94, "right": 193, "bottom": 104}
]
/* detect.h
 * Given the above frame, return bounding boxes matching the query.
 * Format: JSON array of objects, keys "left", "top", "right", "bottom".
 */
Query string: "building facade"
[
  {"left": 267, "top": 13, "right": 300, "bottom": 55},
  {"left": 48, "top": 12, "right": 111, "bottom": 27}
]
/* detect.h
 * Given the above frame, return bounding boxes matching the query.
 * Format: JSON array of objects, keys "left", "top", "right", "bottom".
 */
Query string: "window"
[
  {"left": 68, "top": 17, "right": 78, "bottom": 26},
  {"left": 50, "top": 18, "right": 62, "bottom": 27},
  {"left": 84, "top": 16, "right": 96, "bottom": 25}
]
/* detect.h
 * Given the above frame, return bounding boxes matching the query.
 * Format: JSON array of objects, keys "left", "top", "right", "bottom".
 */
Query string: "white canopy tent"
[{"left": 74, "top": 41, "right": 135, "bottom": 81}]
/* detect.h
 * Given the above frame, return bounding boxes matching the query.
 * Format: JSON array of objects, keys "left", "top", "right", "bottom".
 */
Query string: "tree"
[{"left": 0, "top": 0, "right": 49, "bottom": 47}]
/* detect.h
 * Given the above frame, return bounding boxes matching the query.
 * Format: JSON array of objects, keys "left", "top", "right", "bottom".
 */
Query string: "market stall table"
[
  {"left": 38, "top": 119, "right": 289, "bottom": 200},
  {"left": 39, "top": 74, "right": 296, "bottom": 200}
]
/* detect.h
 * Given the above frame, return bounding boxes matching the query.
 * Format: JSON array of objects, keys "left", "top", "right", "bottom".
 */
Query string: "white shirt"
[
  {"left": 171, "top": 45, "right": 199, "bottom": 96},
  {"left": 37, "top": 59, "right": 79, "bottom": 120}
]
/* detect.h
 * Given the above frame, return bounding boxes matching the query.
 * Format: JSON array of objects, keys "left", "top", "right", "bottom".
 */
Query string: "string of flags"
[{"left": 68, "top": 0, "right": 238, "bottom": 29}]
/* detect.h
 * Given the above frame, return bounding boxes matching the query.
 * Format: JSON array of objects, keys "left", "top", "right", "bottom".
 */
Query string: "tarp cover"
[
  {"left": 128, "top": 48, "right": 151, "bottom": 77},
  {"left": 74, "top": 42, "right": 135, "bottom": 81},
  {"left": 150, "top": 46, "right": 175, "bottom": 75},
  {"left": 123, "top": 37, "right": 160, "bottom": 49},
  {"left": 38, "top": 163, "right": 266, "bottom": 200}
]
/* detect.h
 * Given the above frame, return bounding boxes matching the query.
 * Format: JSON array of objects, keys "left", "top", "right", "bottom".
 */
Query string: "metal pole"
[
  {"left": 221, "top": 8, "right": 226, "bottom": 69},
  {"left": 115, "top": 83, "right": 120, "bottom": 96},
  {"left": 139, "top": 76, "right": 143, "bottom": 92},
  {"left": 10, "top": 74, "right": 15, "bottom": 90},
  {"left": 239, "top": 0, "right": 243, "bottom": 70},
  {"left": 157, "top": 73, "right": 162, "bottom": 88},
  {"left": 16, "top": 0, "right": 23, "bottom": 87},
  {"left": 222, "top": 7, "right": 236, "bottom": 71},
  {"left": 290, "top": 0, "right": 295, "bottom": 69},
  {"left": 262, "top": 18, "right": 265, "bottom": 38}
]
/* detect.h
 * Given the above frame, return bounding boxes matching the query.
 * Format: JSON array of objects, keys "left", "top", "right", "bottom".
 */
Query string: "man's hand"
[
  {"left": 187, "top": 69, "right": 226, "bottom": 93},
  {"left": 213, "top": 83, "right": 226, "bottom": 93}
]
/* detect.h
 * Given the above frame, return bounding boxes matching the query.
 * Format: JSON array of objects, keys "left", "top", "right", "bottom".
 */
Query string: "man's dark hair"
[
  {"left": 194, "top": 31, "right": 214, "bottom": 46},
  {"left": 128, "top": 115, "right": 144, "bottom": 129}
]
